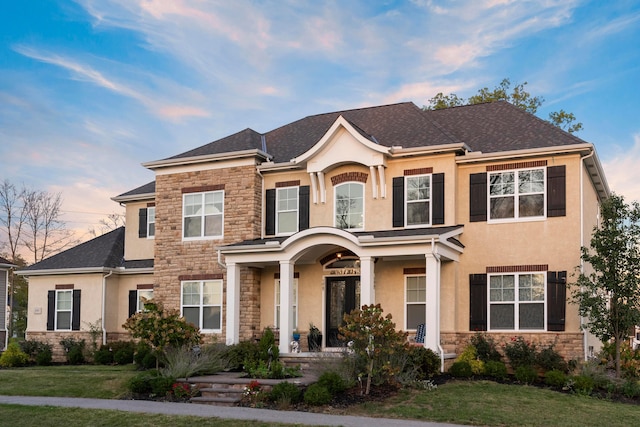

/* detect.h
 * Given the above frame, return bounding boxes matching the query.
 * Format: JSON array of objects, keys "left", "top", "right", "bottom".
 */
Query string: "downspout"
[
  {"left": 580, "top": 150, "right": 595, "bottom": 360},
  {"left": 431, "top": 239, "right": 445, "bottom": 372},
  {"left": 102, "top": 270, "right": 114, "bottom": 346},
  {"left": 217, "top": 250, "right": 227, "bottom": 269}
]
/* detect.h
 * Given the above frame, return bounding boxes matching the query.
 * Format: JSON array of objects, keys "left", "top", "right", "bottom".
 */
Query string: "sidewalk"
[{"left": 0, "top": 395, "right": 462, "bottom": 427}]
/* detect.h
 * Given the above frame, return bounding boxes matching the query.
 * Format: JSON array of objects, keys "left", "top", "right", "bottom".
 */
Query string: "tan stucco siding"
[{"left": 123, "top": 200, "right": 155, "bottom": 261}]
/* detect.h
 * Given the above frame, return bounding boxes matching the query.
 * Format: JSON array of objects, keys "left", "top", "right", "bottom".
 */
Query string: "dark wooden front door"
[{"left": 325, "top": 276, "right": 360, "bottom": 347}]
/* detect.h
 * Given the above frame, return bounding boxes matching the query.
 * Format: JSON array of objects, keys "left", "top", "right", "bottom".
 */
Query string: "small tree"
[
  {"left": 339, "top": 304, "right": 408, "bottom": 395},
  {"left": 123, "top": 301, "right": 201, "bottom": 369},
  {"left": 572, "top": 194, "right": 640, "bottom": 377}
]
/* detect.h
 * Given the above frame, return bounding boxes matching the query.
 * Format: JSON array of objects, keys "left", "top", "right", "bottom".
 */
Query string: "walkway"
[{"left": 0, "top": 395, "right": 463, "bottom": 427}]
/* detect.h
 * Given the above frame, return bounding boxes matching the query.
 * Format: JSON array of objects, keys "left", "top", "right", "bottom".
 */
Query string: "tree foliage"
[
  {"left": 572, "top": 194, "right": 640, "bottom": 377},
  {"left": 425, "top": 78, "right": 583, "bottom": 133}
]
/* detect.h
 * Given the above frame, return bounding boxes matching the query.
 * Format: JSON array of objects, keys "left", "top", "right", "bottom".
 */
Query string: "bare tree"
[
  {"left": 88, "top": 212, "right": 125, "bottom": 237},
  {"left": 0, "top": 179, "right": 28, "bottom": 260}
]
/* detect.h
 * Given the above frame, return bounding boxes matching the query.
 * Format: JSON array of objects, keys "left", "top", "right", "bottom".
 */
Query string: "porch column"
[
  {"left": 359, "top": 256, "right": 375, "bottom": 307},
  {"left": 278, "top": 260, "right": 295, "bottom": 354},
  {"left": 424, "top": 253, "right": 440, "bottom": 352},
  {"left": 225, "top": 262, "right": 241, "bottom": 345}
]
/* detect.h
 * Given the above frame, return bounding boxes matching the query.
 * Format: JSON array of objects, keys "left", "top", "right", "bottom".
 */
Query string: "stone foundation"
[{"left": 26, "top": 331, "right": 96, "bottom": 363}]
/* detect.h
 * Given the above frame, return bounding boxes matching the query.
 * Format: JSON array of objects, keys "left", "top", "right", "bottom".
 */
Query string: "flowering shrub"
[
  {"left": 171, "top": 382, "right": 192, "bottom": 399},
  {"left": 243, "top": 380, "right": 263, "bottom": 405},
  {"left": 503, "top": 336, "right": 537, "bottom": 369}
]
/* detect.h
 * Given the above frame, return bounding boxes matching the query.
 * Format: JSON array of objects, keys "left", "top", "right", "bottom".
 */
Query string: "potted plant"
[{"left": 307, "top": 323, "right": 322, "bottom": 352}]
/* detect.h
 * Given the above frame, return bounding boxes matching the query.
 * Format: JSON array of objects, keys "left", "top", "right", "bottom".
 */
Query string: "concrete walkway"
[{"left": 0, "top": 395, "right": 463, "bottom": 427}]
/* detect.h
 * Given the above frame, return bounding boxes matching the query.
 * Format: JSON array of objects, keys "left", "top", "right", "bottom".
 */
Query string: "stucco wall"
[{"left": 123, "top": 200, "right": 155, "bottom": 261}]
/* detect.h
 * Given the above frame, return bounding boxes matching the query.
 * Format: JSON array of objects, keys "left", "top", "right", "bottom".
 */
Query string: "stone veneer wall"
[
  {"left": 153, "top": 165, "right": 263, "bottom": 342},
  {"left": 28, "top": 331, "right": 95, "bottom": 363},
  {"left": 441, "top": 332, "right": 585, "bottom": 363}
]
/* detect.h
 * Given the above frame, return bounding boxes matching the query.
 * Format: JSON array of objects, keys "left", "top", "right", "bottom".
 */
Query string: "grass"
[{"left": 1, "top": 366, "right": 640, "bottom": 426}]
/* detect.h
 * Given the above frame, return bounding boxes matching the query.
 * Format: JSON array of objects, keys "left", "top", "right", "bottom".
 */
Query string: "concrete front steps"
[{"left": 182, "top": 352, "right": 344, "bottom": 406}]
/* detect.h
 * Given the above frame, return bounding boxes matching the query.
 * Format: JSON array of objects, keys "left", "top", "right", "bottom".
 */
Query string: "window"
[
  {"left": 147, "top": 207, "right": 155, "bottom": 238},
  {"left": 55, "top": 290, "right": 73, "bottom": 330},
  {"left": 335, "top": 182, "right": 364, "bottom": 230},
  {"left": 181, "top": 280, "right": 222, "bottom": 331},
  {"left": 277, "top": 187, "right": 298, "bottom": 235},
  {"left": 489, "top": 168, "right": 545, "bottom": 221},
  {"left": 137, "top": 289, "right": 154, "bottom": 312},
  {"left": 275, "top": 279, "right": 298, "bottom": 329},
  {"left": 405, "top": 175, "right": 431, "bottom": 226},
  {"left": 405, "top": 276, "right": 426, "bottom": 330},
  {"left": 183, "top": 191, "right": 224, "bottom": 239},
  {"left": 489, "top": 272, "right": 545, "bottom": 330}
]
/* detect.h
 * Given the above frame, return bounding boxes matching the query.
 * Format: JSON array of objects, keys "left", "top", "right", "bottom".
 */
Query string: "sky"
[{"left": 1, "top": 0, "right": 640, "bottom": 244}]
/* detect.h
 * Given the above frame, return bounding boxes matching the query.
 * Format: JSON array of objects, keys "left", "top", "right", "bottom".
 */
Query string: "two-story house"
[{"left": 19, "top": 101, "right": 609, "bottom": 363}]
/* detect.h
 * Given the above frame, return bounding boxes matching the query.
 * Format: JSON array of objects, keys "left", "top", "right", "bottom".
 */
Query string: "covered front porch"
[{"left": 219, "top": 226, "right": 464, "bottom": 356}]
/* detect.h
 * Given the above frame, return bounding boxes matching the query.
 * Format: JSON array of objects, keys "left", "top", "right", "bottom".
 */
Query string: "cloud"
[{"left": 602, "top": 134, "right": 640, "bottom": 203}]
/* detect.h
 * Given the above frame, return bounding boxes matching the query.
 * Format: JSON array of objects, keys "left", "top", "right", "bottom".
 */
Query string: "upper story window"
[
  {"left": 55, "top": 290, "right": 73, "bottom": 330},
  {"left": 489, "top": 168, "right": 545, "bottom": 221},
  {"left": 147, "top": 207, "right": 155, "bottom": 238},
  {"left": 406, "top": 174, "right": 431, "bottom": 227},
  {"left": 183, "top": 191, "right": 224, "bottom": 240},
  {"left": 335, "top": 182, "right": 364, "bottom": 230},
  {"left": 277, "top": 187, "right": 298, "bottom": 235},
  {"left": 489, "top": 272, "right": 545, "bottom": 331}
]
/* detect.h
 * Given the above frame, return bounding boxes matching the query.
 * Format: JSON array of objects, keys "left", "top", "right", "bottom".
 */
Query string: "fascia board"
[{"left": 142, "top": 149, "right": 272, "bottom": 170}]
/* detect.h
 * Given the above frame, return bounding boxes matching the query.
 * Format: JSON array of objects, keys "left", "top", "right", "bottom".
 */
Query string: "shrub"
[
  {"left": 514, "top": 365, "right": 538, "bottom": 384},
  {"left": 35, "top": 347, "right": 52, "bottom": 366},
  {"left": 269, "top": 381, "right": 302, "bottom": 404},
  {"left": 404, "top": 346, "right": 440, "bottom": 379},
  {"left": 571, "top": 375, "right": 595, "bottom": 395},
  {"left": 449, "top": 361, "right": 473, "bottom": 378},
  {"left": 20, "top": 339, "right": 52, "bottom": 366},
  {"left": 536, "top": 344, "right": 568, "bottom": 373},
  {"left": 621, "top": 379, "right": 640, "bottom": 398},
  {"left": 60, "top": 337, "right": 86, "bottom": 365},
  {"left": 303, "top": 383, "right": 332, "bottom": 406},
  {"left": 94, "top": 346, "right": 114, "bottom": 365},
  {"left": 317, "top": 371, "right": 347, "bottom": 395},
  {"left": 161, "top": 344, "right": 228, "bottom": 379},
  {"left": 503, "top": 336, "right": 537, "bottom": 369},
  {"left": 470, "top": 333, "right": 502, "bottom": 362},
  {"left": 127, "top": 371, "right": 175, "bottom": 396},
  {"left": 112, "top": 342, "right": 135, "bottom": 365},
  {"left": 484, "top": 360, "right": 508, "bottom": 380},
  {"left": 0, "top": 342, "right": 29, "bottom": 367},
  {"left": 134, "top": 342, "right": 156, "bottom": 370},
  {"left": 457, "top": 345, "right": 484, "bottom": 375},
  {"left": 224, "top": 341, "right": 260, "bottom": 371},
  {"left": 544, "top": 369, "right": 567, "bottom": 388}
]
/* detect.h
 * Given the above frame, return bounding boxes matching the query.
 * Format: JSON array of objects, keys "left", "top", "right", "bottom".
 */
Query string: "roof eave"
[
  {"left": 390, "top": 143, "right": 470, "bottom": 157},
  {"left": 111, "top": 192, "right": 156, "bottom": 203},
  {"left": 455, "top": 143, "right": 594, "bottom": 164},
  {"left": 142, "top": 149, "right": 272, "bottom": 170},
  {"left": 16, "top": 267, "right": 116, "bottom": 277}
]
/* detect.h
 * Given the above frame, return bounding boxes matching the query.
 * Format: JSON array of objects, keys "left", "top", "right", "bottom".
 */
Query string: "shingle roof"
[
  {"left": 115, "top": 181, "right": 155, "bottom": 199},
  {"left": 0, "top": 256, "right": 15, "bottom": 268},
  {"left": 20, "top": 227, "right": 125, "bottom": 272},
  {"left": 167, "top": 128, "right": 265, "bottom": 160}
]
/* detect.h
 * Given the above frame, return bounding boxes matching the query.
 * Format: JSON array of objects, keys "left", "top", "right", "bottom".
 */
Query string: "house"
[
  {"left": 1, "top": 256, "right": 16, "bottom": 351},
  {"left": 18, "top": 101, "right": 609, "bottom": 363}
]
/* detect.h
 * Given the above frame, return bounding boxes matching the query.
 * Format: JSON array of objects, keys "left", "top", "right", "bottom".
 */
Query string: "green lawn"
[{"left": 1, "top": 366, "right": 640, "bottom": 426}]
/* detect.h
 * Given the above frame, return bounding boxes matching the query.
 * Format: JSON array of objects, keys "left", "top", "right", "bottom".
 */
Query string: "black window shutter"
[
  {"left": 138, "top": 208, "right": 148, "bottom": 238},
  {"left": 71, "top": 290, "right": 81, "bottom": 331},
  {"left": 469, "top": 173, "right": 487, "bottom": 222},
  {"left": 547, "top": 271, "right": 567, "bottom": 331},
  {"left": 298, "top": 186, "right": 310, "bottom": 231},
  {"left": 547, "top": 165, "right": 566, "bottom": 217},
  {"left": 432, "top": 173, "right": 445, "bottom": 225},
  {"left": 128, "top": 290, "right": 137, "bottom": 317},
  {"left": 266, "top": 189, "right": 276, "bottom": 235},
  {"left": 469, "top": 274, "right": 487, "bottom": 331},
  {"left": 392, "top": 177, "right": 404, "bottom": 227},
  {"left": 47, "top": 290, "right": 55, "bottom": 331}
]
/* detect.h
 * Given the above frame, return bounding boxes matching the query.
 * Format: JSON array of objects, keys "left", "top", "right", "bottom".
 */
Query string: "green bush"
[
  {"left": 303, "top": 383, "right": 332, "bottom": 406},
  {"left": 621, "top": 379, "right": 640, "bottom": 398},
  {"left": 484, "top": 360, "right": 508, "bottom": 380},
  {"left": 317, "top": 371, "right": 347, "bottom": 395},
  {"left": 150, "top": 375, "right": 175, "bottom": 396},
  {"left": 67, "top": 346, "right": 85, "bottom": 365},
  {"left": 223, "top": 341, "right": 260, "bottom": 371},
  {"left": 113, "top": 347, "right": 135, "bottom": 365},
  {"left": 35, "top": 347, "right": 52, "bottom": 366},
  {"left": 536, "top": 345, "right": 568, "bottom": 373},
  {"left": 470, "top": 333, "right": 502, "bottom": 362},
  {"left": 404, "top": 346, "right": 441, "bottom": 379},
  {"left": 269, "top": 381, "right": 302, "bottom": 404},
  {"left": 514, "top": 365, "right": 538, "bottom": 384},
  {"left": 20, "top": 339, "right": 53, "bottom": 366},
  {"left": 504, "top": 337, "right": 537, "bottom": 369},
  {"left": 160, "top": 344, "right": 228, "bottom": 379},
  {"left": 134, "top": 342, "right": 156, "bottom": 369},
  {"left": 94, "top": 346, "right": 114, "bottom": 365},
  {"left": 449, "top": 361, "right": 473, "bottom": 378},
  {"left": 0, "top": 342, "right": 29, "bottom": 367},
  {"left": 457, "top": 345, "right": 484, "bottom": 375},
  {"left": 571, "top": 375, "right": 594, "bottom": 395},
  {"left": 127, "top": 371, "right": 175, "bottom": 396},
  {"left": 544, "top": 369, "right": 567, "bottom": 388}
]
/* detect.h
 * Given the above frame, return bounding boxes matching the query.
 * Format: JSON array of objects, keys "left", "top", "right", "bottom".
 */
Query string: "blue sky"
[{"left": 1, "top": 0, "right": 639, "bottom": 239}]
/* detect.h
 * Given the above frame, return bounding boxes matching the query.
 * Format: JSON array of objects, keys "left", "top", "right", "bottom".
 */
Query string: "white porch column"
[
  {"left": 424, "top": 253, "right": 440, "bottom": 352},
  {"left": 359, "top": 256, "right": 375, "bottom": 307},
  {"left": 225, "top": 262, "right": 241, "bottom": 345},
  {"left": 278, "top": 260, "right": 295, "bottom": 354}
]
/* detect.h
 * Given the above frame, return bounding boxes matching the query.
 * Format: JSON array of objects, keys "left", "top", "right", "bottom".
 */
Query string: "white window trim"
[
  {"left": 333, "top": 182, "right": 365, "bottom": 231},
  {"left": 180, "top": 280, "right": 223, "bottom": 332},
  {"left": 487, "top": 167, "right": 546, "bottom": 224},
  {"left": 137, "top": 289, "right": 154, "bottom": 312},
  {"left": 404, "top": 174, "right": 432, "bottom": 228},
  {"left": 488, "top": 271, "right": 547, "bottom": 332},
  {"left": 182, "top": 190, "right": 225, "bottom": 241},
  {"left": 276, "top": 186, "right": 299, "bottom": 236},
  {"left": 55, "top": 289, "right": 73, "bottom": 331},
  {"left": 275, "top": 278, "right": 299, "bottom": 330},
  {"left": 404, "top": 275, "right": 426, "bottom": 331},
  {"left": 147, "top": 207, "right": 156, "bottom": 239}
]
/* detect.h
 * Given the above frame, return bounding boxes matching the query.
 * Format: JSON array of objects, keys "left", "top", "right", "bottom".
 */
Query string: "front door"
[{"left": 325, "top": 276, "right": 360, "bottom": 347}]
